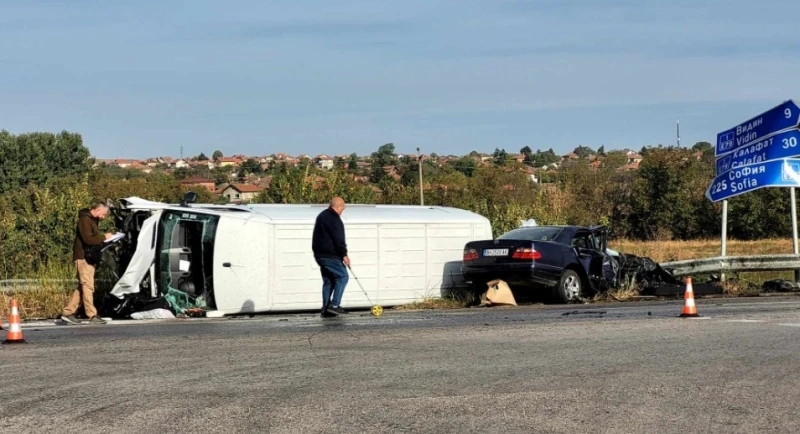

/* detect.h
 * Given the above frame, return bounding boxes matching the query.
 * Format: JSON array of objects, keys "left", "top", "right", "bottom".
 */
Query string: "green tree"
[
  {"left": 452, "top": 156, "right": 477, "bottom": 177},
  {"left": 492, "top": 148, "right": 509, "bottom": 166},
  {"left": 598, "top": 145, "right": 606, "bottom": 155},
  {"left": 692, "top": 141, "right": 713, "bottom": 153},
  {"left": 604, "top": 150, "right": 629, "bottom": 168},
  {"left": 573, "top": 146, "right": 596, "bottom": 158},
  {"left": 626, "top": 147, "right": 717, "bottom": 240},
  {"left": 370, "top": 143, "right": 396, "bottom": 183},
  {"left": 529, "top": 148, "right": 559, "bottom": 167},
  {"left": 173, "top": 167, "right": 190, "bottom": 179},
  {"left": 197, "top": 152, "right": 209, "bottom": 161},
  {"left": 348, "top": 153, "right": 359, "bottom": 171},
  {"left": 0, "top": 130, "right": 92, "bottom": 195},
  {"left": 212, "top": 166, "right": 230, "bottom": 186},
  {"left": 212, "top": 150, "right": 223, "bottom": 159},
  {"left": 240, "top": 158, "right": 263, "bottom": 175}
]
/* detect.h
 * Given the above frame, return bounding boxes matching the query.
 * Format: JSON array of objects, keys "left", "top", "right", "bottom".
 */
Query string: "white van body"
[{"left": 111, "top": 198, "right": 493, "bottom": 316}]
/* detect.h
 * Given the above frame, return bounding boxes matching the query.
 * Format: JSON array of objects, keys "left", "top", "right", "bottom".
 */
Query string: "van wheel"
[{"left": 555, "top": 269, "right": 582, "bottom": 303}]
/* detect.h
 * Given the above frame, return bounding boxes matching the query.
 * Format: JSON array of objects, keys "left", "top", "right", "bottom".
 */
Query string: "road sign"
[
  {"left": 715, "top": 100, "right": 800, "bottom": 157},
  {"left": 706, "top": 158, "right": 800, "bottom": 202},
  {"left": 715, "top": 128, "right": 800, "bottom": 175}
]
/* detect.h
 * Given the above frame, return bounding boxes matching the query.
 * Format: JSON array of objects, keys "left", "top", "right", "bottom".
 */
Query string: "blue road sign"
[
  {"left": 715, "top": 100, "right": 800, "bottom": 157},
  {"left": 706, "top": 158, "right": 800, "bottom": 202},
  {"left": 715, "top": 128, "right": 800, "bottom": 175}
]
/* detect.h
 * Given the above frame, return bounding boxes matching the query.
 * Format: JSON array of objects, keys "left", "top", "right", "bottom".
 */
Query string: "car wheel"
[{"left": 556, "top": 269, "right": 582, "bottom": 303}]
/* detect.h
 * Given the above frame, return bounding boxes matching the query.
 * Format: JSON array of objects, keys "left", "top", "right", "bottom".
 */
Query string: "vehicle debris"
[
  {"left": 762, "top": 279, "right": 800, "bottom": 292},
  {"left": 478, "top": 279, "right": 518, "bottom": 307}
]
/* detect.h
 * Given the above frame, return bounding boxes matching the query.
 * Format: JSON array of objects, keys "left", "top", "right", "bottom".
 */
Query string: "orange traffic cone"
[
  {"left": 679, "top": 277, "right": 700, "bottom": 318},
  {"left": 3, "top": 299, "right": 26, "bottom": 344}
]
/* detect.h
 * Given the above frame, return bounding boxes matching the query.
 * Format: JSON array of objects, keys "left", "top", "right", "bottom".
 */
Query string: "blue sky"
[{"left": 2, "top": 0, "right": 799, "bottom": 159}]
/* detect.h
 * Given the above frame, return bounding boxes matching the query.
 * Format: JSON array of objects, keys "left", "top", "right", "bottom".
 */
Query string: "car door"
[
  {"left": 572, "top": 230, "right": 607, "bottom": 291},
  {"left": 590, "top": 226, "right": 618, "bottom": 289}
]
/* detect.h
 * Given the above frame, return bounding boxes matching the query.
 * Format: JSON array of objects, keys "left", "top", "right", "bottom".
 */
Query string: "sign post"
[
  {"left": 712, "top": 99, "right": 800, "bottom": 282},
  {"left": 721, "top": 200, "right": 728, "bottom": 282},
  {"left": 793, "top": 188, "right": 800, "bottom": 281}
]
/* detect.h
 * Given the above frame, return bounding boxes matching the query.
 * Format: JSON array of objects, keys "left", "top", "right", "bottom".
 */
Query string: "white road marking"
[
  {"left": 777, "top": 323, "right": 800, "bottom": 328},
  {"left": 727, "top": 319, "right": 764, "bottom": 323}
]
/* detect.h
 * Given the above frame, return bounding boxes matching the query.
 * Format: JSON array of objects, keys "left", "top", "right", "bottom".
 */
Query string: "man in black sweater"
[{"left": 312, "top": 197, "right": 351, "bottom": 317}]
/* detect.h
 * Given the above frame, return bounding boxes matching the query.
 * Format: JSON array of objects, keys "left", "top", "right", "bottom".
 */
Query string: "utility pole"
[
  {"left": 417, "top": 147, "right": 424, "bottom": 206},
  {"left": 676, "top": 119, "right": 681, "bottom": 147}
]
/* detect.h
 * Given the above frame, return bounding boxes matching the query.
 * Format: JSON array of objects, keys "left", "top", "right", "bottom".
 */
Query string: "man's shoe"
[
  {"left": 320, "top": 311, "right": 336, "bottom": 318},
  {"left": 60, "top": 315, "right": 82, "bottom": 325},
  {"left": 87, "top": 316, "right": 107, "bottom": 324},
  {"left": 329, "top": 306, "right": 348, "bottom": 315},
  {"left": 325, "top": 306, "right": 340, "bottom": 316}
]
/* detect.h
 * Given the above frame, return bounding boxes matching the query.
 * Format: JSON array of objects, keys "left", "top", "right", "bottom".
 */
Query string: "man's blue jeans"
[{"left": 316, "top": 257, "right": 349, "bottom": 312}]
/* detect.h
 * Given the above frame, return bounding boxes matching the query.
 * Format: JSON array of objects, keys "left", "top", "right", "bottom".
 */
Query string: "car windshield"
[{"left": 497, "top": 227, "right": 563, "bottom": 242}]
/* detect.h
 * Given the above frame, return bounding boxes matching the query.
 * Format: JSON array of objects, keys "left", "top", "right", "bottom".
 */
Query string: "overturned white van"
[{"left": 103, "top": 197, "right": 492, "bottom": 317}]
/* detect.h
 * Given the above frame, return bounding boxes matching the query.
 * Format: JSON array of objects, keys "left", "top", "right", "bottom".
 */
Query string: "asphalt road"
[{"left": 3, "top": 296, "right": 800, "bottom": 434}]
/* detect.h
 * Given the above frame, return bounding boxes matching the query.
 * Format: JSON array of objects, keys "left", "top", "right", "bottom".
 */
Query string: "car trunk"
[{"left": 463, "top": 239, "right": 538, "bottom": 265}]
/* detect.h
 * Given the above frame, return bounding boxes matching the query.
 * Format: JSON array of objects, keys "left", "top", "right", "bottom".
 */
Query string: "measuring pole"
[
  {"left": 792, "top": 188, "right": 800, "bottom": 281},
  {"left": 721, "top": 200, "right": 728, "bottom": 282}
]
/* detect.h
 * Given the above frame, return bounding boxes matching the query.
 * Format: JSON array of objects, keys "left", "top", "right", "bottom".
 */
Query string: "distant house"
[
  {"left": 215, "top": 157, "right": 240, "bottom": 168},
  {"left": 315, "top": 154, "right": 334, "bottom": 170},
  {"left": 220, "top": 184, "right": 265, "bottom": 203},
  {"left": 113, "top": 159, "right": 136, "bottom": 168},
  {"left": 625, "top": 151, "right": 643, "bottom": 164},
  {"left": 180, "top": 176, "right": 216, "bottom": 192}
]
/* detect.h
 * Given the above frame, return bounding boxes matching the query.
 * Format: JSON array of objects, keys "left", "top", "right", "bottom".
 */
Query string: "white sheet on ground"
[
  {"left": 131, "top": 308, "right": 175, "bottom": 320},
  {"left": 111, "top": 210, "right": 162, "bottom": 299}
]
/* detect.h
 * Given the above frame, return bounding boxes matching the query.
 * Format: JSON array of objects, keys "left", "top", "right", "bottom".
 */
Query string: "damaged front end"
[
  {"left": 97, "top": 197, "right": 222, "bottom": 319},
  {"left": 579, "top": 226, "right": 683, "bottom": 296},
  {"left": 605, "top": 251, "right": 684, "bottom": 294}
]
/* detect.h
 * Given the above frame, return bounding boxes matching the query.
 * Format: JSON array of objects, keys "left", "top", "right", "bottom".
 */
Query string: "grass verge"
[
  {"left": 1, "top": 263, "right": 75, "bottom": 320},
  {"left": 393, "top": 287, "right": 475, "bottom": 311},
  {"left": 610, "top": 238, "right": 794, "bottom": 263}
]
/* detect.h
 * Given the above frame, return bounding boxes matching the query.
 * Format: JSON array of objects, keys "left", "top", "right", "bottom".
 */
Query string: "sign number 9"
[{"left": 787, "top": 108, "right": 793, "bottom": 119}]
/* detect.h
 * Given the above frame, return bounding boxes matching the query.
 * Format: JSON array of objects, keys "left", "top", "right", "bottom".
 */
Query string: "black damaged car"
[{"left": 461, "top": 225, "right": 619, "bottom": 303}]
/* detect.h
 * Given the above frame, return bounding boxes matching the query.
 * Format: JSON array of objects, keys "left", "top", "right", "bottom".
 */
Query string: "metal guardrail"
[
  {"left": 0, "top": 278, "right": 119, "bottom": 294},
  {"left": 661, "top": 254, "right": 800, "bottom": 276}
]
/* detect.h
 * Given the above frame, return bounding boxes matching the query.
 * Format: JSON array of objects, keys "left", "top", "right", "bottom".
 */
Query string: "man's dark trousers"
[{"left": 317, "top": 257, "right": 349, "bottom": 314}]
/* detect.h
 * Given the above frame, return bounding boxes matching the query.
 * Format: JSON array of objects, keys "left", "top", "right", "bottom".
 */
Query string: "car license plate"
[{"left": 483, "top": 248, "right": 509, "bottom": 257}]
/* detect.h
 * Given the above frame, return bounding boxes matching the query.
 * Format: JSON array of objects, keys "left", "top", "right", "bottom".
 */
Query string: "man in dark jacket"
[
  {"left": 312, "top": 197, "right": 351, "bottom": 317},
  {"left": 61, "top": 202, "right": 113, "bottom": 325}
]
